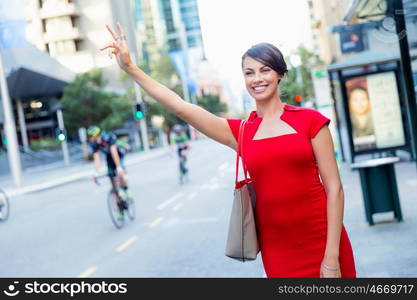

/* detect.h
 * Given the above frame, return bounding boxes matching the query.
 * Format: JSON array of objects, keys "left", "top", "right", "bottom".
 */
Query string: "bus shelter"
[{"left": 327, "top": 50, "right": 417, "bottom": 225}]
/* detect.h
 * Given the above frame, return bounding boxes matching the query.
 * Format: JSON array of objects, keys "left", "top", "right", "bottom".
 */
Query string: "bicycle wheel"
[
  {"left": 107, "top": 190, "right": 124, "bottom": 229},
  {"left": 0, "top": 189, "right": 10, "bottom": 222},
  {"left": 126, "top": 197, "right": 135, "bottom": 221}
]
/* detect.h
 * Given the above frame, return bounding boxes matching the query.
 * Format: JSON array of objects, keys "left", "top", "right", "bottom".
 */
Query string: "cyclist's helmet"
[
  {"left": 87, "top": 125, "right": 101, "bottom": 137},
  {"left": 172, "top": 124, "right": 184, "bottom": 133}
]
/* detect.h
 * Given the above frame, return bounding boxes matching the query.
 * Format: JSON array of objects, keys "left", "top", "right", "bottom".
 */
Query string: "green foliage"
[
  {"left": 196, "top": 94, "right": 227, "bottom": 115},
  {"left": 150, "top": 54, "right": 178, "bottom": 86},
  {"left": 30, "top": 137, "right": 61, "bottom": 151},
  {"left": 61, "top": 70, "right": 134, "bottom": 136},
  {"left": 144, "top": 84, "right": 184, "bottom": 130},
  {"left": 280, "top": 46, "right": 323, "bottom": 106}
]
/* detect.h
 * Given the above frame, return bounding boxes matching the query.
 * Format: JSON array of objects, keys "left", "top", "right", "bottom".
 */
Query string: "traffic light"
[
  {"left": 295, "top": 94, "right": 302, "bottom": 103},
  {"left": 134, "top": 102, "right": 145, "bottom": 120},
  {"left": 56, "top": 129, "right": 67, "bottom": 142}
]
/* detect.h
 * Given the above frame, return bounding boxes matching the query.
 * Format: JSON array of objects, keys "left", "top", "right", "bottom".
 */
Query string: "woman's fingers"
[
  {"left": 116, "top": 22, "right": 125, "bottom": 36},
  {"left": 100, "top": 45, "right": 113, "bottom": 51},
  {"left": 105, "top": 24, "right": 119, "bottom": 41},
  {"left": 100, "top": 42, "right": 118, "bottom": 51}
]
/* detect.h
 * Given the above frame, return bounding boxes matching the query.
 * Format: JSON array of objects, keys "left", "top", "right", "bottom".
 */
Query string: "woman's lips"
[{"left": 252, "top": 85, "right": 268, "bottom": 93}]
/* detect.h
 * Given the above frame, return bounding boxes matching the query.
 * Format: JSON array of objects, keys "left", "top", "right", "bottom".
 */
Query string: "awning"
[
  {"left": 327, "top": 49, "right": 417, "bottom": 71},
  {"left": 1, "top": 43, "right": 75, "bottom": 99},
  {"left": 344, "top": 0, "right": 417, "bottom": 24}
]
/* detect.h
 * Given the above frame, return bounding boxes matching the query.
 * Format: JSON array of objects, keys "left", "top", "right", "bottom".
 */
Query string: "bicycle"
[
  {"left": 0, "top": 189, "right": 10, "bottom": 222},
  {"left": 95, "top": 177, "right": 135, "bottom": 229}
]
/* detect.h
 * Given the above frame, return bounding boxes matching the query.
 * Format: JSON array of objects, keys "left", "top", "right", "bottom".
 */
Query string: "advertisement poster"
[{"left": 345, "top": 71, "right": 405, "bottom": 152}]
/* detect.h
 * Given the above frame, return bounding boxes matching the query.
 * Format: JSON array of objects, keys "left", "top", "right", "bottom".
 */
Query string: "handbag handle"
[{"left": 235, "top": 120, "right": 249, "bottom": 184}]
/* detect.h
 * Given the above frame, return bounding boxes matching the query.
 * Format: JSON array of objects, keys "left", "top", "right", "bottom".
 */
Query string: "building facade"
[
  {"left": 306, "top": 0, "right": 352, "bottom": 64},
  {"left": 134, "top": 0, "right": 204, "bottom": 66},
  {"left": 24, "top": 0, "right": 140, "bottom": 91}
]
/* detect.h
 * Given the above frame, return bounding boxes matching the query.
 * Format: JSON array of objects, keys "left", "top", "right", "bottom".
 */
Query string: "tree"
[
  {"left": 280, "top": 46, "right": 323, "bottom": 106},
  {"left": 126, "top": 53, "right": 186, "bottom": 130},
  {"left": 196, "top": 94, "right": 227, "bottom": 116},
  {"left": 61, "top": 70, "right": 134, "bottom": 137}
]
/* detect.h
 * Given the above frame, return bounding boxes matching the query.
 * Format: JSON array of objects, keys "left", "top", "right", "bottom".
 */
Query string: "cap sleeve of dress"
[
  {"left": 309, "top": 110, "right": 330, "bottom": 139},
  {"left": 227, "top": 119, "right": 243, "bottom": 142}
]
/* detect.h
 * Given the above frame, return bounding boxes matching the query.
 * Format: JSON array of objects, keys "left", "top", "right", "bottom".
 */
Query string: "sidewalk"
[
  {"left": 339, "top": 158, "right": 417, "bottom": 277},
  {"left": 1, "top": 146, "right": 172, "bottom": 198}
]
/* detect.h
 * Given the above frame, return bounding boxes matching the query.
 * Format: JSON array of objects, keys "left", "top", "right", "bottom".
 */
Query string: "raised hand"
[{"left": 100, "top": 23, "right": 133, "bottom": 71}]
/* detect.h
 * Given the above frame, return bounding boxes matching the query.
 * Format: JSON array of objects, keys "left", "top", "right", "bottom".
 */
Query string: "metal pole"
[
  {"left": 56, "top": 109, "right": 70, "bottom": 166},
  {"left": 131, "top": 53, "right": 150, "bottom": 152},
  {"left": 16, "top": 99, "right": 29, "bottom": 152},
  {"left": 171, "top": 0, "right": 192, "bottom": 104},
  {"left": 0, "top": 50, "right": 22, "bottom": 187},
  {"left": 392, "top": 0, "right": 417, "bottom": 168},
  {"left": 78, "top": 127, "right": 89, "bottom": 160}
]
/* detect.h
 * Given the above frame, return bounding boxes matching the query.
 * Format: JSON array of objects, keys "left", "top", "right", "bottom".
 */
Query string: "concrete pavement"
[{"left": 339, "top": 157, "right": 417, "bottom": 277}]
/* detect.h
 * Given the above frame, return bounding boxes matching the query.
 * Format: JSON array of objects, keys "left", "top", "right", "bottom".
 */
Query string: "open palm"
[{"left": 100, "top": 23, "right": 133, "bottom": 71}]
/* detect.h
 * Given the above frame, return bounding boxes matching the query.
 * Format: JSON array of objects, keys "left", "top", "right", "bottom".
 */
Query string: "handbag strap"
[{"left": 235, "top": 120, "right": 249, "bottom": 184}]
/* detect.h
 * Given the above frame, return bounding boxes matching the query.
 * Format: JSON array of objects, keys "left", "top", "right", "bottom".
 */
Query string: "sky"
[{"left": 196, "top": 0, "right": 313, "bottom": 106}]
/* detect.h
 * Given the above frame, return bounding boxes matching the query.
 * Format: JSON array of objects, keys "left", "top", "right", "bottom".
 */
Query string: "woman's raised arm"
[{"left": 101, "top": 23, "right": 237, "bottom": 150}]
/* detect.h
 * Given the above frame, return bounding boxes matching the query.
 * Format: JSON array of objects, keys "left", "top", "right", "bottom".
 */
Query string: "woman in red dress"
[{"left": 102, "top": 24, "right": 356, "bottom": 278}]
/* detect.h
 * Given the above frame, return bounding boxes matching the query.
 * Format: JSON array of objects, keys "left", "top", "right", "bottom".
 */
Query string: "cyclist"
[
  {"left": 170, "top": 124, "right": 190, "bottom": 181},
  {"left": 87, "top": 126, "right": 132, "bottom": 219}
]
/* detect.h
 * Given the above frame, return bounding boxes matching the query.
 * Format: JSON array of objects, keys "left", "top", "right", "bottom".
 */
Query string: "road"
[{"left": 0, "top": 139, "right": 264, "bottom": 277}]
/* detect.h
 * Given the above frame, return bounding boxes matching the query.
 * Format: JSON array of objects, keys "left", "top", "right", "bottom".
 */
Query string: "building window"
[
  {"left": 187, "top": 35, "right": 197, "bottom": 47},
  {"left": 42, "top": 19, "right": 47, "bottom": 33},
  {"left": 75, "top": 40, "right": 82, "bottom": 51},
  {"left": 49, "top": 40, "right": 77, "bottom": 56},
  {"left": 168, "top": 38, "right": 181, "bottom": 51}
]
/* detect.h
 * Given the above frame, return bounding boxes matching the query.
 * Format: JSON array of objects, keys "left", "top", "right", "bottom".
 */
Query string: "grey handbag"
[{"left": 225, "top": 120, "right": 259, "bottom": 262}]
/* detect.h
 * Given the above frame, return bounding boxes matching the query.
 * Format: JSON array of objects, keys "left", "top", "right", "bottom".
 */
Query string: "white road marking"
[
  {"left": 77, "top": 266, "right": 97, "bottom": 278},
  {"left": 157, "top": 192, "right": 184, "bottom": 210},
  {"left": 208, "top": 183, "right": 226, "bottom": 190},
  {"left": 188, "top": 192, "right": 197, "bottom": 200},
  {"left": 149, "top": 216, "right": 164, "bottom": 228},
  {"left": 172, "top": 202, "right": 183, "bottom": 211},
  {"left": 116, "top": 236, "right": 138, "bottom": 253},
  {"left": 180, "top": 217, "right": 218, "bottom": 224},
  {"left": 165, "top": 217, "right": 218, "bottom": 226}
]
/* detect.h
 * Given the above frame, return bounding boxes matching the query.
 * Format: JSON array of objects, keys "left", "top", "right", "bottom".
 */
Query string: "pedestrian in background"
[{"left": 101, "top": 23, "right": 356, "bottom": 278}]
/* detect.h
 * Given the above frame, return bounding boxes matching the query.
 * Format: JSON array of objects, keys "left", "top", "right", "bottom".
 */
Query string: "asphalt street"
[
  {"left": 0, "top": 139, "right": 264, "bottom": 278},
  {"left": 2, "top": 138, "right": 417, "bottom": 278}
]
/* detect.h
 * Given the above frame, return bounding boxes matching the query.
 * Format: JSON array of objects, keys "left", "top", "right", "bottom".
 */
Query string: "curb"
[{"left": 4, "top": 147, "right": 171, "bottom": 198}]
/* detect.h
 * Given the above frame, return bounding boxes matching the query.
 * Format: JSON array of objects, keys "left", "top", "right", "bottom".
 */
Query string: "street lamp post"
[
  {"left": 56, "top": 108, "right": 70, "bottom": 166},
  {"left": 131, "top": 53, "right": 150, "bottom": 152},
  {"left": 391, "top": 0, "right": 417, "bottom": 169},
  {"left": 0, "top": 50, "right": 22, "bottom": 187}
]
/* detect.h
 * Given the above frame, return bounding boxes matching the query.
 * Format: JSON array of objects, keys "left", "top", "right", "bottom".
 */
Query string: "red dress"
[{"left": 227, "top": 104, "right": 356, "bottom": 278}]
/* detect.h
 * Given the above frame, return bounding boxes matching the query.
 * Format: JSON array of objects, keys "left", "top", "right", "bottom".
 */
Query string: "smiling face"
[
  {"left": 242, "top": 56, "right": 282, "bottom": 102},
  {"left": 349, "top": 88, "right": 370, "bottom": 116}
]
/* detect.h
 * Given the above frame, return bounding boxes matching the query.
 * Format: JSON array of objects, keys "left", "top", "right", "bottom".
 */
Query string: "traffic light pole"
[
  {"left": 56, "top": 109, "right": 70, "bottom": 166},
  {"left": 0, "top": 50, "right": 22, "bottom": 187},
  {"left": 131, "top": 53, "right": 150, "bottom": 152}
]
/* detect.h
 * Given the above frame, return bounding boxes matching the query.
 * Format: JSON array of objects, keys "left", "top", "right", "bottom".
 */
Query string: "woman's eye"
[
  {"left": 261, "top": 69, "right": 270, "bottom": 72},
  {"left": 245, "top": 72, "right": 254, "bottom": 76}
]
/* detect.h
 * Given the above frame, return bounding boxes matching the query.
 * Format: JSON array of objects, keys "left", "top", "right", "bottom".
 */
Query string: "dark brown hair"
[{"left": 242, "top": 43, "right": 288, "bottom": 83}]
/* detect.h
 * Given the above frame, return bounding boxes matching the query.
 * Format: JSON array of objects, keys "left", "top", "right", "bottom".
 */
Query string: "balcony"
[
  {"left": 39, "top": 3, "right": 79, "bottom": 19},
  {"left": 43, "top": 27, "right": 82, "bottom": 43}
]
